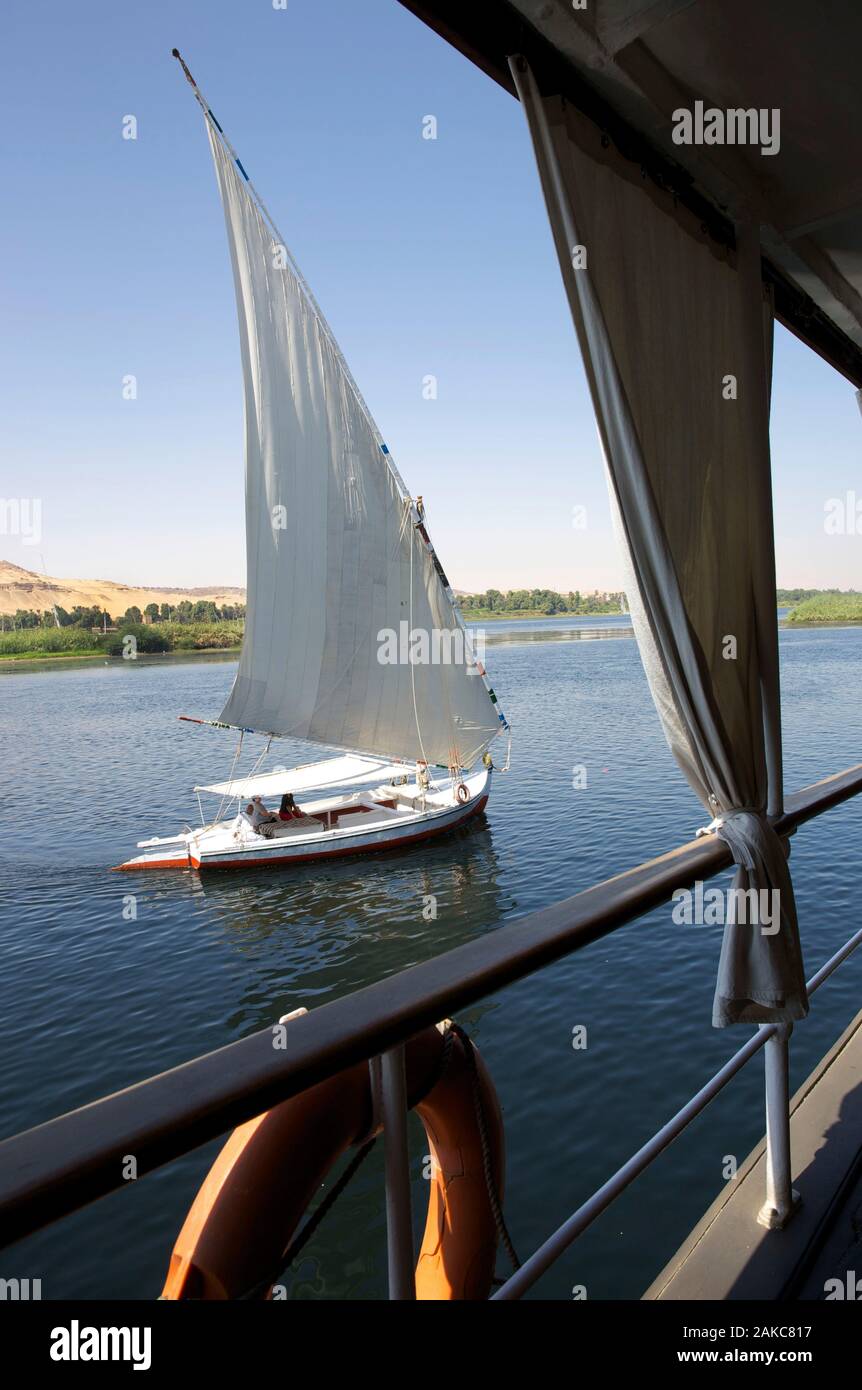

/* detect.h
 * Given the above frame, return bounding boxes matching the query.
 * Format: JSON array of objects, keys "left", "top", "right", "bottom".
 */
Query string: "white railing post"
[
  {"left": 379, "top": 1046, "right": 416, "bottom": 1299},
  {"left": 757, "top": 1022, "right": 801, "bottom": 1229}
]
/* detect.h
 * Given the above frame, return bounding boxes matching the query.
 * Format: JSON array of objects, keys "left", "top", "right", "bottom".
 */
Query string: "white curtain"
[{"left": 511, "top": 57, "right": 807, "bottom": 1026}]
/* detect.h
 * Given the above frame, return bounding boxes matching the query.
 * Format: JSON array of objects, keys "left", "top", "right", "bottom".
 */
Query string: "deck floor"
[{"left": 643, "top": 1007, "right": 862, "bottom": 1301}]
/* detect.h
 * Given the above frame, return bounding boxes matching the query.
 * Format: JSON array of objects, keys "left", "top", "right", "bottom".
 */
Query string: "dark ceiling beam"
[
  {"left": 596, "top": 0, "right": 702, "bottom": 57},
  {"left": 780, "top": 181, "right": 862, "bottom": 242},
  {"left": 397, "top": 0, "right": 862, "bottom": 387}
]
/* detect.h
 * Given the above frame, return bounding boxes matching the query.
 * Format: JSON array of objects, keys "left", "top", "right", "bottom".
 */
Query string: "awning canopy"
[
  {"left": 400, "top": 0, "right": 862, "bottom": 386},
  {"left": 195, "top": 754, "right": 413, "bottom": 800}
]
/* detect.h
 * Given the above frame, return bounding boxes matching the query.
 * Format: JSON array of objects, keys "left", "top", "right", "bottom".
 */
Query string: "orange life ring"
[
  {"left": 457, "top": 782, "right": 469, "bottom": 804},
  {"left": 161, "top": 1023, "right": 505, "bottom": 1301}
]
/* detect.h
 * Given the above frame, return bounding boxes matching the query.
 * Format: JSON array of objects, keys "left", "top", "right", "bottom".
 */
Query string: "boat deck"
[
  {"left": 227, "top": 780, "right": 457, "bottom": 841},
  {"left": 643, "top": 1007, "right": 862, "bottom": 1301}
]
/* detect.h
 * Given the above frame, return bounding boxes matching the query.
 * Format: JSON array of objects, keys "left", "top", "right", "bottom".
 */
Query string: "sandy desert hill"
[{"left": 0, "top": 561, "right": 245, "bottom": 619}]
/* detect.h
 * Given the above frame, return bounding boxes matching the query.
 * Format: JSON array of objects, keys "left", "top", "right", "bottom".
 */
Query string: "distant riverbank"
[
  {"left": 0, "top": 620, "right": 243, "bottom": 665},
  {"left": 3, "top": 597, "right": 861, "bottom": 668},
  {"left": 784, "top": 593, "right": 862, "bottom": 623},
  {"left": 465, "top": 596, "right": 862, "bottom": 626},
  {"left": 0, "top": 644, "right": 243, "bottom": 666}
]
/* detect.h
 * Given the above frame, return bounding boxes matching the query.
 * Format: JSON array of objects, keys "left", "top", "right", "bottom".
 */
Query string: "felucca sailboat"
[{"left": 117, "top": 51, "right": 509, "bottom": 872}]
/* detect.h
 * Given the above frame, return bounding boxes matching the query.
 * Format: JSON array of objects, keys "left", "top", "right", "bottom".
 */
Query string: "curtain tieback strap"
[
  {"left": 696, "top": 805, "right": 760, "bottom": 837},
  {"left": 696, "top": 807, "right": 789, "bottom": 872}
]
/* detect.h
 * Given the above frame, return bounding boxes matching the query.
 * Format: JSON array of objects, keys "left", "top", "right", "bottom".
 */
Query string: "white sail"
[{"left": 204, "top": 118, "right": 506, "bottom": 769}]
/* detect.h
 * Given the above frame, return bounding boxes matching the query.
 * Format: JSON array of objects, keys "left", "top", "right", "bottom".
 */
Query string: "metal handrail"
[
  {"left": 0, "top": 762, "right": 860, "bottom": 1254},
  {"left": 492, "top": 924, "right": 862, "bottom": 1298}
]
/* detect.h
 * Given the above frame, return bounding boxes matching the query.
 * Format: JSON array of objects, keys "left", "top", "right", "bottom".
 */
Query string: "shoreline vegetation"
[
  {"left": 459, "top": 587, "right": 862, "bottom": 624},
  {"left": 458, "top": 588, "right": 626, "bottom": 621},
  {"left": 782, "top": 591, "right": 862, "bottom": 623},
  {"left": 0, "top": 599, "right": 245, "bottom": 663},
  {"left": 0, "top": 621, "right": 244, "bottom": 662},
  {"left": 1, "top": 589, "right": 860, "bottom": 665}
]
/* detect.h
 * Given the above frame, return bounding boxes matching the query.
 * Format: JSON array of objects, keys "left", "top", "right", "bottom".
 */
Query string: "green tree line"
[
  {"left": 1, "top": 600, "right": 246, "bottom": 631},
  {"left": 777, "top": 588, "right": 860, "bottom": 606},
  {"left": 459, "top": 588, "right": 626, "bottom": 616}
]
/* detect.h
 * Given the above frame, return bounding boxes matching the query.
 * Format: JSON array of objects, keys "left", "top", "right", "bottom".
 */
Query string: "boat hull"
[
  {"left": 116, "top": 769, "right": 491, "bottom": 872},
  {"left": 191, "top": 792, "right": 488, "bottom": 870}
]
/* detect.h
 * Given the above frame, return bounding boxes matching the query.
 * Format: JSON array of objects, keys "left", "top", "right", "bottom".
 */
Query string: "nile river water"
[{"left": 1, "top": 616, "right": 860, "bottom": 1299}]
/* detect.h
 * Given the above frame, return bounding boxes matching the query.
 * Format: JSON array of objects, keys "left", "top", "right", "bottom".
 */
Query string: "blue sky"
[{"left": 1, "top": 0, "right": 860, "bottom": 593}]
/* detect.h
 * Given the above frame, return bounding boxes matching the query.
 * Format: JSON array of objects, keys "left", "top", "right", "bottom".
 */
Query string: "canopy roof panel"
[{"left": 195, "top": 754, "right": 413, "bottom": 800}]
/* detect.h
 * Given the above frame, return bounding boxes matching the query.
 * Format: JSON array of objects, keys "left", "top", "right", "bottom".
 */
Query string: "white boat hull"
[{"left": 116, "top": 768, "right": 490, "bottom": 872}]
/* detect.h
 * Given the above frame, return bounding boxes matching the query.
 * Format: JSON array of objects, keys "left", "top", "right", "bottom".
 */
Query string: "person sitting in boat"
[
  {"left": 242, "top": 796, "right": 279, "bottom": 837},
  {"left": 279, "top": 793, "right": 304, "bottom": 821}
]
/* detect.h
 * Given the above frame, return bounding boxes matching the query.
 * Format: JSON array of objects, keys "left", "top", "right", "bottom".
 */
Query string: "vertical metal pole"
[
  {"left": 379, "top": 1046, "right": 416, "bottom": 1299},
  {"left": 757, "top": 1023, "right": 800, "bottom": 1229}
]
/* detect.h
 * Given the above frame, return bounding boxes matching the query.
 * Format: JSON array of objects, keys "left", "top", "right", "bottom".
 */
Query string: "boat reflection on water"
[
  {"left": 169, "top": 813, "right": 513, "bottom": 1034},
  {"left": 150, "top": 816, "right": 510, "bottom": 1300},
  {"left": 480, "top": 620, "right": 633, "bottom": 647}
]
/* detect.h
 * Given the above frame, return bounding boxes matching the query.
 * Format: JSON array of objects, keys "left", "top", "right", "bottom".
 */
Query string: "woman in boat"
[{"left": 278, "top": 793, "right": 304, "bottom": 821}]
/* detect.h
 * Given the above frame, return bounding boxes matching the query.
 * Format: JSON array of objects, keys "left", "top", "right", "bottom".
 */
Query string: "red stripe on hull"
[{"left": 113, "top": 854, "right": 191, "bottom": 872}]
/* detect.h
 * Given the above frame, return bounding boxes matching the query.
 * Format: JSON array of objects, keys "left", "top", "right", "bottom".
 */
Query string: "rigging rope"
[
  {"left": 407, "top": 501, "right": 435, "bottom": 790},
  {"left": 238, "top": 1138, "right": 378, "bottom": 1301},
  {"left": 450, "top": 1024, "right": 521, "bottom": 1274},
  {"left": 216, "top": 730, "right": 244, "bottom": 823}
]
